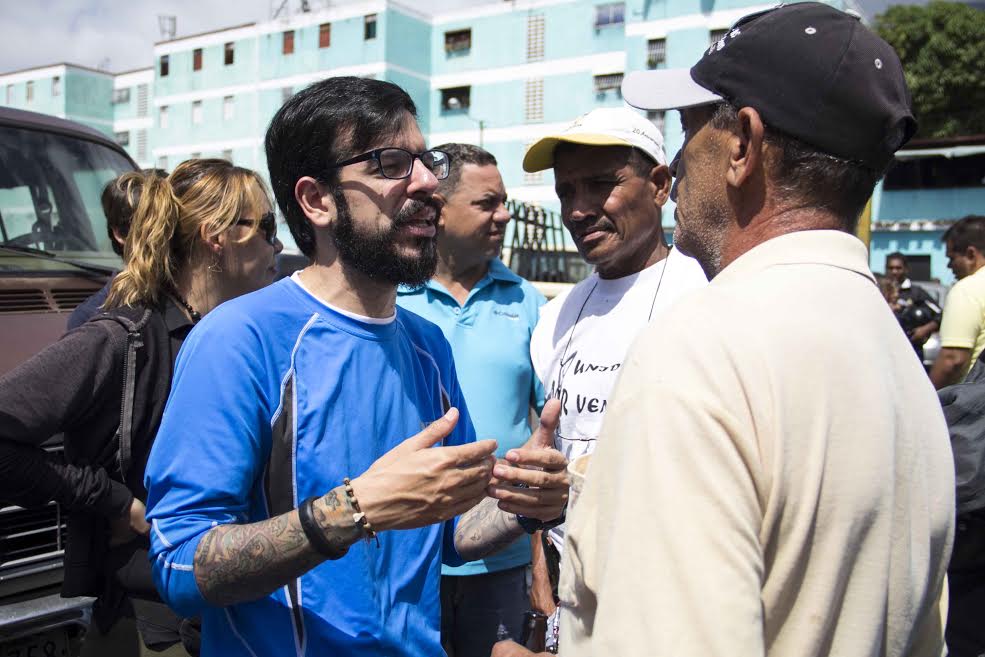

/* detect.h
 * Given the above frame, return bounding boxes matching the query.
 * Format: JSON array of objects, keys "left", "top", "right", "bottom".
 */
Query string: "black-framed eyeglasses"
[
  {"left": 236, "top": 211, "right": 277, "bottom": 245},
  {"left": 325, "top": 147, "right": 450, "bottom": 180}
]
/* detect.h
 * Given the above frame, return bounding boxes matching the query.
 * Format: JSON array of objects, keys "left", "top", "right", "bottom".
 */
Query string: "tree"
[{"left": 875, "top": 2, "right": 985, "bottom": 138}]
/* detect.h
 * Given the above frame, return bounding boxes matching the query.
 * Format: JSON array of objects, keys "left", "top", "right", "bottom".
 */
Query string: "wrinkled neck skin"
[{"left": 714, "top": 202, "right": 846, "bottom": 277}]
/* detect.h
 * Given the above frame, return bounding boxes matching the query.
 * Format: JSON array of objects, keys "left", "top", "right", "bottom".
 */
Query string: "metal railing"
[{"left": 506, "top": 200, "right": 590, "bottom": 284}]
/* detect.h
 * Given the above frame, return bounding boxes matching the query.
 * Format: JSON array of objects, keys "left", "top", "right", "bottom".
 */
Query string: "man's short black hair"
[
  {"left": 943, "top": 215, "right": 985, "bottom": 254},
  {"left": 434, "top": 143, "right": 497, "bottom": 198},
  {"left": 265, "top": 76, "right": 417, "bottom": 258},
  {"left": 101, "top": 168, "right": 167, "bottom": 257},
  {"left": 710, "top": 103, "right": 885, "bottom": 233},
  {"left": 886, "top": 251, "right": 907, "bottom": 265}
]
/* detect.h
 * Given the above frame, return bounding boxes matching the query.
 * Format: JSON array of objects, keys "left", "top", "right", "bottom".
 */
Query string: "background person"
[
  {"left": 143, "top": 77, "right": 568, "bottom": 657},
  {"left": 0, "top": 159, "right": 283, "bottom": 656},
  {"left": 68, "top": 169, "right": 168, "bottom": 330},
  {"left": 396, "top": 143, "right": 547, "bottom": 657},
  {"left": 930, "top": 215, "right": 985, "bottom": 388},
  {"left": 884, "top": 251, "right": 940, "bottom": 362},
  {"left": 559, "top": 5, "right": 954, "bottom": 656}
]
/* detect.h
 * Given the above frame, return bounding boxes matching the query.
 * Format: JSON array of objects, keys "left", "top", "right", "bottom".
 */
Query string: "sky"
[{"left": 0, "top": 0, "right": 922, "bottom": 75}]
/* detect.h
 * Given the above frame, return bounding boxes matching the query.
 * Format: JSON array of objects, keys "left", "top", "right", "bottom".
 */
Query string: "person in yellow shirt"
[{"left": 930, "top": 215, "right": 985, "bottom": 388}]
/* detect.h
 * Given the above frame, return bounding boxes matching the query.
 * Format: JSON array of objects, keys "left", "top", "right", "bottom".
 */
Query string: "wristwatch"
[{"left": 516, "top": 506, "right": 566, "bottom": 535}]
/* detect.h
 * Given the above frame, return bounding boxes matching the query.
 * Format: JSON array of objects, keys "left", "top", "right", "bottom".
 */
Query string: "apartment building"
[
  {"left": 0, "top": 63, "right": 113, "bottom": 136},
  {"left": 5, "top": 0, "right": 980, "bottom": 278}
]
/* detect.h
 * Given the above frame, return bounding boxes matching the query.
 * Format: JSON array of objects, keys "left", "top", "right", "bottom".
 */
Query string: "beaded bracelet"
[{"left": 343, "top": 477, "right": 380, "bottom": 548}]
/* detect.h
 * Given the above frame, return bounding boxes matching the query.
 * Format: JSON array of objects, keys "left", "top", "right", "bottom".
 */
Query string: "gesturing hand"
[
  {"left": 350, "top": 408, "right": 498, "bottom": 532},
  {"left": 486, "top": 399, "right": 569, "bottom": 521}
]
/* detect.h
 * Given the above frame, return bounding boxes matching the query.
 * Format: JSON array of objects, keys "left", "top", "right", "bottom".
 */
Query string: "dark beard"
[{"left": 332, "top": 188, "right": 438, "bottom": 287}]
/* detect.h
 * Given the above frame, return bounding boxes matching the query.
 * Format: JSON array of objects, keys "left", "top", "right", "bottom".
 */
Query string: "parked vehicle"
[{"left": 0, "top": 107, "right": 135, "bottom": 656}]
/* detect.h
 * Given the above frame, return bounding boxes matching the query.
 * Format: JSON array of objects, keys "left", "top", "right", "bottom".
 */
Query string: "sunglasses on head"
[{"left": 235, "top": 212, "right": 277, "bottom": 245}]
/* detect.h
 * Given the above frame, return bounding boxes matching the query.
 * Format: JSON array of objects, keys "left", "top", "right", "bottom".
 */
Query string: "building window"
[
  {"left": 5, "top": 84, "right": 11, "bottom": 104},
  {"left": 137, "top": 84, "right": 148, "bottom": 117},
  {"left": 709, "top": 28, "right": 729, "bottom": 46},
  {"left": 190, "top": 152, "right": 201, "bottom": 159},
  {"left": 112, "top": 88, "right": 131, "bottom": 104},
  {"left": 160, "top": 55, "right": 169, "bottom": 77},
  {"left": 527, "top": 14, "right": 545, "bottom": 62},
  {"left": 441, "top": 86, "right": 471, "bottom": 112},
  {"left": 137, "top": 130, "right": 147, "bottom": 161},
  {"left": 283, "top": 30, "right": 295, "bottom": 55},
  {"left": 222, "top": 149, "right": 233, "bottom": 162},
  {"left": 25, "top": 81, "right": 33, "bottom": 104},
  {"left": 525, "top": 78, "right": 544, "bottom": 123},
  {"left": 157, "top": 156, "right": 168, "bottom": 170},
  {"left": 223, "top": 95, "right": 234, "bottom": 120},
  {"left": 593, "top": 73, "right": 624, "bottom": 96},
  {"left": 444, "top": 29, "right": 471, "bottom": 55},
  {"left": 192, "top": 100, "right": 203, "bottom": 124},
  {"left": 51, "top": 76, "right": 61, "bottom": 97},
  {"left": 646, "top": 110, "right": 665, "bottom": 134},
  {"left": 159, "top": 105, "right": 169, "bottom": 128},
  {"left": 193, "top": 48, "right": 203, "bottom": 71},
  {"left": 884, "top": 154, "right": 985, "bottom": 190},
  {"left": 364, "top": 14, "right": 377, "bottom": 41},
  {"left": 647, "top": 39, "right": 666, "bottom": 69},
  {"left": 319, "top": 23, "right": 331, "bottom": 48},
  {"left": 115, "top": 131, "right": 130, "bottom": 147},
  {"left": 224, "top": 42, "right": 235, "bottom": 65},
  {"left": 281, "top": 87, "right": 293, "bottom": 103},
  {"left": 594, "top": 2, "right": 625, "bottom": 28}
]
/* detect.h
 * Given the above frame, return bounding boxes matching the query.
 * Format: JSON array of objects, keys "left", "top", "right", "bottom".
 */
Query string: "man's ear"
[
  {"left": 649, "top": 164, "right": 672, "bottom": 207},
  {"left": 726, "top": 107, "right": 766, "bottom": 190},
  {"left": 295, "top": 176, "right": 337, "bottom": 229}
]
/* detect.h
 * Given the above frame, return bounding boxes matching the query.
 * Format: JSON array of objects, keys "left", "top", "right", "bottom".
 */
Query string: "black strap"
[
  {"left": 298, "top": 495, "right": 349, "bottom": 559},
  {"left": 92, "top": 307, "right": 153, "bottom": 481}
]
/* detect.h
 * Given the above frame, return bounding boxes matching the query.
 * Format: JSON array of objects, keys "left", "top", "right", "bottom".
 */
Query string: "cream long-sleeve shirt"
[{"left": 560, "top": 230, "right": 954, "bottom": 657}]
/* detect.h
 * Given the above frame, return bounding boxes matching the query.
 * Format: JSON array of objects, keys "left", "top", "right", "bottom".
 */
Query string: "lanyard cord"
[{"left": 553, "top": 247, "right": 673, "bottom": 400}]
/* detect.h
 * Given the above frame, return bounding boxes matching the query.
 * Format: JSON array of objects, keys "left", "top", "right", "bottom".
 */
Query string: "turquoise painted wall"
[
  {"left": 877, "top": 188, "right": 985, "bottom": 223},
  {"left": 870, "top": 231, "right": 951, "bottom": 283}
]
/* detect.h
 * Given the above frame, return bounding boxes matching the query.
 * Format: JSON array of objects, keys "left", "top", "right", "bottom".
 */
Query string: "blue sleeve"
[
  {"left": 144, "top": 312, "right": 273, "bottom": 617},
  {"left": 438, "top": 337, "right": 477, "bottom": 569}
]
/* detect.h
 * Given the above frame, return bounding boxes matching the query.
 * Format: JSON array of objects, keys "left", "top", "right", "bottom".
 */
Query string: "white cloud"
[{"left": 0, "top": 0, "right": 494, "bottom": 75}]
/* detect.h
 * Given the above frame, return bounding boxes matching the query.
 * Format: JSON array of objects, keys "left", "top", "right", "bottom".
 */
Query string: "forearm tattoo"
[
  {"left": 455, "top": 497, "right": 523, "bottom": 562},
  {"left": 193, "top": 488, "right": 360, "bottom": 607}
]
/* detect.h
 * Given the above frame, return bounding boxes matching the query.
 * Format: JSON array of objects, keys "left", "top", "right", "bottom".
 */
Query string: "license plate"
[{"left": 0, "top": 627, "right": 72, "bottom": 657}]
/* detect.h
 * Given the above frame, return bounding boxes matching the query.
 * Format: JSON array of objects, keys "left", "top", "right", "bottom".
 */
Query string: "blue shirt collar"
[{"left": 398, "top": 258, "right": 521, "bottom": 297}]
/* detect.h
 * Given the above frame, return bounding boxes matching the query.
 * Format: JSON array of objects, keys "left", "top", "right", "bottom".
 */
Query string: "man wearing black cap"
[{"left": 556, "top": 5, "right": 955, "bottom": 657}]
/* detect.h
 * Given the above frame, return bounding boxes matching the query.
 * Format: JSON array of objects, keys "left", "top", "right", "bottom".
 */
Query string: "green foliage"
[{"left": 875, "top": 2, "right": 985, "bottom": 138}]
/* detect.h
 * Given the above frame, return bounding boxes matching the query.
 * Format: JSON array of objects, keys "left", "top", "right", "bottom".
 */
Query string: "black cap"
[{"left": 622, "top": 2, "right": 917, "bottom": 170}]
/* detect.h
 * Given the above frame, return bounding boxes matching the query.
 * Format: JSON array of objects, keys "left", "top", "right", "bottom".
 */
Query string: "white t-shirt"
[{"left": 530, "top": 247, "right": 707, "bottom": 550}]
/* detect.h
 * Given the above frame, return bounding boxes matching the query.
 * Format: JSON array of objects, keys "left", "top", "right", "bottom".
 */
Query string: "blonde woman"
[{"left": 0, "top": 159, "right": 282, "bottom": 655}]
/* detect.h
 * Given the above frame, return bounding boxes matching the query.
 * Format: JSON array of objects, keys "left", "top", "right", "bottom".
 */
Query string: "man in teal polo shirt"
[{"left": 397, "top": 143, "right": 546, "bottom": 657}]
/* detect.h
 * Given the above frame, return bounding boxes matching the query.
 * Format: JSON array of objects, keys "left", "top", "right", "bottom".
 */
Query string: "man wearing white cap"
[
  {"left": 558, "top": 4, "right": 954, "bottom": 657},
  {"left": 494, "top": 107, "right": 706, "bottom": 655}
]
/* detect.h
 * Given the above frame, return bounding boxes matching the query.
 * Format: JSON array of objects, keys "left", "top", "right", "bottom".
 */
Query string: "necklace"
[
  {"left": 170, "top": 289, "right": 201, "bottom": 323},
  {"left": 553, "top": 247, "right": 673, "bottom": 399}
]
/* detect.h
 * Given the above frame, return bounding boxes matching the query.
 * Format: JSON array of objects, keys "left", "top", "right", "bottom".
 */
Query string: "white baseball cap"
[{"left": 522, "top": 107, "right": 667, "bottom": 173}]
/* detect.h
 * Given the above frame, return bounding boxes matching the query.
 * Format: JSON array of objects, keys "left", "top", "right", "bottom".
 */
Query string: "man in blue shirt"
[
  {"left": 398, "top": 143, "right": 546, "bottom": 657},
  {"left": 144, "top": 77, "right": 568, "bottom": 657}
]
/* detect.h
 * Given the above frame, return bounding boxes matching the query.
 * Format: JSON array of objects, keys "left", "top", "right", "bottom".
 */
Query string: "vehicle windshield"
[{"left": 0, "top": 123, "right": 134, "bottom": 271}]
